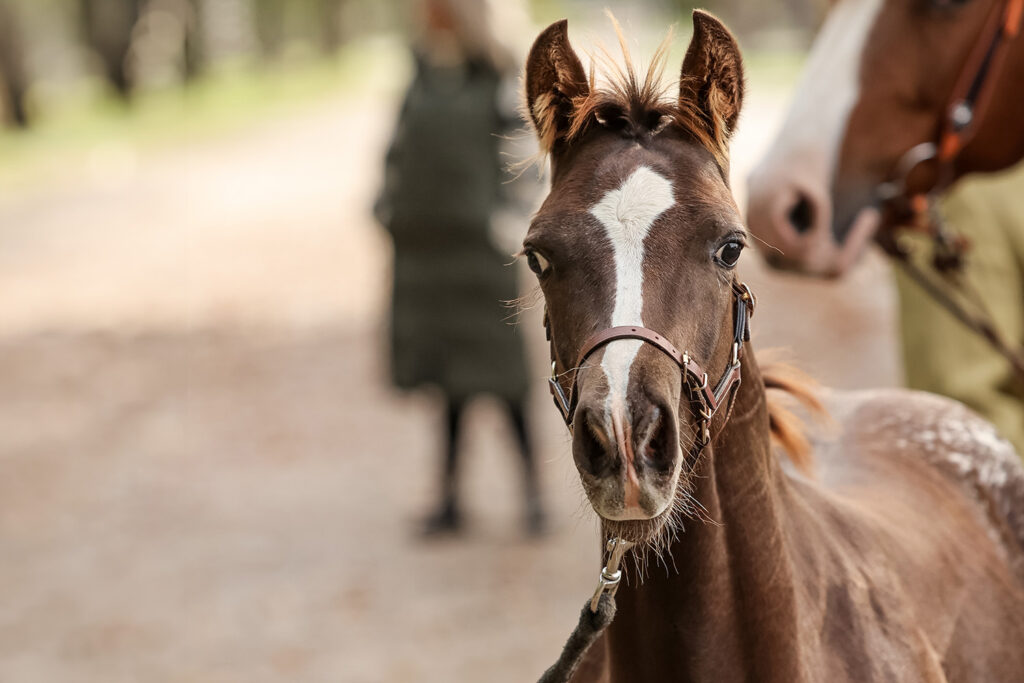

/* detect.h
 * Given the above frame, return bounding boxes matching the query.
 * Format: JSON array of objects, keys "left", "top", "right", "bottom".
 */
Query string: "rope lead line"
[
  {"left": 538, "top": 538, "right": 633, "bottom": 683},
  {"left": 537, "top": 594, "right": 617, "bottom": 683}
]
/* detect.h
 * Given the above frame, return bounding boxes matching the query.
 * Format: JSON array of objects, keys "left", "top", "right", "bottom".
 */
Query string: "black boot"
[{"left": 420, "top": 498, "right": 463, "bottom": 537}]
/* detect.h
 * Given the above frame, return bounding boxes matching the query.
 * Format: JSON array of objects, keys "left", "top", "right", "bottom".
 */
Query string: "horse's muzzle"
[{"left": 572, "top": 391, "right": 681, "bottom": 521}]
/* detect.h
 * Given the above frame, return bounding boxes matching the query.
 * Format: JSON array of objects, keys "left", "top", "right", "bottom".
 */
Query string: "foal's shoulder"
[
  {"left": 821, "top": 387, "right": 1024, "bottom": 567},
  {"left": 825, "top": 387, "right": 1018, "bottom": 470}
]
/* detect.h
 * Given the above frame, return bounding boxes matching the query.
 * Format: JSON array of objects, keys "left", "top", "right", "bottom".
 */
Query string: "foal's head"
[{"left": 523, "top": 13, "right": 746, "bottom": 539}]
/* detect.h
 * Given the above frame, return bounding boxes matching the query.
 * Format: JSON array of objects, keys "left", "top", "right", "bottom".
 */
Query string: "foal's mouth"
[{"left": 600, "top": 508, "right": 675, "bottom": 545}]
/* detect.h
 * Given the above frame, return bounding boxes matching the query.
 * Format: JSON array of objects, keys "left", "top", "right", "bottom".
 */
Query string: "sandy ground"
[{"left": 0, "top": 67, "right": 900, "bottom": 681}]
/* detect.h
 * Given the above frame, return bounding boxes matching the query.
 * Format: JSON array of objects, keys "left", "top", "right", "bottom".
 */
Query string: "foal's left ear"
[{"left": 679, "top": 10, "right": 744, "bottom": 150}]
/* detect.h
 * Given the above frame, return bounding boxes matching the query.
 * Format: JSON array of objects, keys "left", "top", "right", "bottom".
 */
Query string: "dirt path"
[{"left": 0, "top": 74, "right": 899, "bottom": 682}]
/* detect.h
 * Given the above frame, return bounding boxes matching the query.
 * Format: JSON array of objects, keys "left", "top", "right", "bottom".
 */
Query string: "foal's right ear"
[
  {"left": 524, "top": 20, "right": 589, "bottom": 154},
  {"left": 679, "top": 11, "right": 744, "bottom": 153}
]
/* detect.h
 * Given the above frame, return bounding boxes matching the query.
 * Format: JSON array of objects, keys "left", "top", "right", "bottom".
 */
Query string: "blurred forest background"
[
  {"left": 0, "top": 0, "right": 821, "bottom": 130},
  {"left": 0, "top": 2, "right": 905, "bottom": 683},
  {"left": 0, "top": 0, "right": 824, "bottom": 193}
]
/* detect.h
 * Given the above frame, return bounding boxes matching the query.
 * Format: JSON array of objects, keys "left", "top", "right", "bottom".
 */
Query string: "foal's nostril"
[
  {"left": 573, "top": 407, "right": 617, "bottom": 479},
  {"left": 637, "top": 406, "right": 676, "bottom": 473},
  {"left": 788, "top": 194, "right": 815, "bottom": 234}
]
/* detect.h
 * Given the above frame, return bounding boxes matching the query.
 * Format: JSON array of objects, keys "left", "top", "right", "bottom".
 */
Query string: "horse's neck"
[{"left": 606, "top": 353, "right": 808, "bottom": 682}]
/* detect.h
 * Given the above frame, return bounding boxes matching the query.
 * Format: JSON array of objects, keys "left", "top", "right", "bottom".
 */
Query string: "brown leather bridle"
[
  {"left": 543, "top": 281, "right": 756, "bottom": 454},
  {"left": 870, "top": 0, "right": 1024, "bottom": 381},
  {"left": 875, "top": 0, "right": 1024, "bottom": 226}
]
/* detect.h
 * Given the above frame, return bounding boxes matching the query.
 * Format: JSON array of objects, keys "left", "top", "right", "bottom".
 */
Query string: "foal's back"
[{"left": 800, "top": 389, "right": 1024, "bottom": 680}]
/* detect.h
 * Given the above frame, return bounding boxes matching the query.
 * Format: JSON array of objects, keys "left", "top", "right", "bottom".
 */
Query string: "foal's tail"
[{"left": 759, "top": 355, "right": 827, "bottom": 476}]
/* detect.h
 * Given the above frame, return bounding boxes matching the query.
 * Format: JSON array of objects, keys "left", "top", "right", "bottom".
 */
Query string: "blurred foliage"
[
  {"left": 0, "top": 0, "right": 404, "bottom": 129},
  {"left": 0, "top": 0, "right": 813, "bottom": 193},
  {"left": 0, "top": 0, "right": 820, "bottom": 128},
  {"left": 0, "top": 35, "right": 407, "bottom": 191}
]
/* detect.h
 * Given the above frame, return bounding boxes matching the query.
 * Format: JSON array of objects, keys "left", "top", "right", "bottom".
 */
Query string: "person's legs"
[
  {"left": 506, "top": 398, "right": 547, "bottom": 535},
  {"left": 422, "top": 395, "right": 467, "bottom": 534}
]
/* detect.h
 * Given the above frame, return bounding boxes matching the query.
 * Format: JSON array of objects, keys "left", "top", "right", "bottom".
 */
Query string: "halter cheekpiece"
[{"left": 544, "top": 281, "right": 755, "bottom": 455}]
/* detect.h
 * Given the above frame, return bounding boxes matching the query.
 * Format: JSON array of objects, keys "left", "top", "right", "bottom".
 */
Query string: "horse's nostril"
[
  {"left": 640, "top": 408, "right": 676, "bottom": 473},
  {"left": 574, "top": 407, "right": 617, "bottom": 479},
  {"left": 788, "top": 194, "right": 814, "bottom": 234}
]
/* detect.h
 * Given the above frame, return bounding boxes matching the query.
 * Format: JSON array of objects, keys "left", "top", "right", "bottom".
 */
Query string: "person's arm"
[{"left": 374, "top": 87, "right": 414, "bottom": 233}]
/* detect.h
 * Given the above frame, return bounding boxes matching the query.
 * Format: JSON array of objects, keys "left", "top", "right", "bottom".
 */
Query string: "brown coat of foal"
[{"left": 522, "top": 12, "right": 1024, "bottom": 682}]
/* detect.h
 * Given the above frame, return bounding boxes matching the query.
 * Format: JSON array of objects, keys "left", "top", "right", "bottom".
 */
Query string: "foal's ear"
[
  {"left": 524, "top": 19, "right": 589, "bottom": 153},
  {"left": 679, "top": 10, "right": 744, "bottom": 151}
]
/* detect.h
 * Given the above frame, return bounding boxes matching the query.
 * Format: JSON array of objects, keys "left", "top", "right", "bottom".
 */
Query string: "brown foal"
[{"left": 523, "top": 12, "right": 1024, "bottom": 682}]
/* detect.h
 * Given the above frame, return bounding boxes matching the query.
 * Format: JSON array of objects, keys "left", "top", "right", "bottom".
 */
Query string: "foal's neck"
[{"left": 605, "top": 351, "right": 807, "bottom": 682}]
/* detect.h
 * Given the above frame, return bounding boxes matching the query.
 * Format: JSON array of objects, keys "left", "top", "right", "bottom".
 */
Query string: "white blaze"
[
  {"left": 764, "top": 0, "right": 883, "bottom": 177},
  {"left": 589, "top": 166, "right": 675, "bottom": 410}
]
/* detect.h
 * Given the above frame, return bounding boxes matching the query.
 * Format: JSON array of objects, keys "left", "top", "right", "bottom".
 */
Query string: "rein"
[
  {"left": 873, "top": 0, "right": 1024, "bottom": 382},
  {"left": 536, "top": 281, "right": 755, "bottom": 683}
]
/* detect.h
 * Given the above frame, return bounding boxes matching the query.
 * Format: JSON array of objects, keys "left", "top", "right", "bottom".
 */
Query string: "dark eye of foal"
[
  {"left": 525, "top": 249, "right": 549, "bottom": 276},
  {"left": 714, "top": 241, "right": 743, "bottom": 268}
]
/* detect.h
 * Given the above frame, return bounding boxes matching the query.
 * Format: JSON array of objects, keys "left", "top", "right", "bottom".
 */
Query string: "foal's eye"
[
  {"left": 714, "top": 241, "right": 744, "bottom": 268},
  {"left": 524, "top": 249, "right": 550, "bottom": 276}
]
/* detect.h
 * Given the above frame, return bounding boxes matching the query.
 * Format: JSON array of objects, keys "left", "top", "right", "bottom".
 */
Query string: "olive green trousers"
[{"left": 893, "top": 164, "right": 1024, "bottom": 457}]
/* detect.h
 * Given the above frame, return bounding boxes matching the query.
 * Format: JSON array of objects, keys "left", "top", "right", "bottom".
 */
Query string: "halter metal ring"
[{"left": 875, "top": 141, "right": 938, "bottom": 203}]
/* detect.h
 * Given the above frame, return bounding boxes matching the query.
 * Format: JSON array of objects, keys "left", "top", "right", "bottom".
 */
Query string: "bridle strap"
[
  {"left": 546, "top": 281, "right": 755, "bottom": 446},
  {"left": 936, "top": 0, "right": 1023, "bottom": 168}
]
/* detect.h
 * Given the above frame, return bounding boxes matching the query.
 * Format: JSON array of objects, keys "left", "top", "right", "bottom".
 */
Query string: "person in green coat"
[{"left": 375, "top": 0, "right": 543, "bottom": 535}]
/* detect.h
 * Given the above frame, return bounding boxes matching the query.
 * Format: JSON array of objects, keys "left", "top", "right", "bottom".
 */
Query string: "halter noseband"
[{"left": 544, "top": 281, "right": 755, "bottom": 454}]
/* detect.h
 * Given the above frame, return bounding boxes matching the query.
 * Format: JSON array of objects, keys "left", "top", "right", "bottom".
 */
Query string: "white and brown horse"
[
  {"left": 523, "top": 12, "right": 1024, "bottom": 682},
  {"left": 748, "top": 0, "right": 1024, "bottom": 275}
]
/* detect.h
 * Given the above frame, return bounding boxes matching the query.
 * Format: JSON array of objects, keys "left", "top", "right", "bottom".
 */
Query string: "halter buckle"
[{"left": 737, "top": 282, "right": 756, "bottom": 313}]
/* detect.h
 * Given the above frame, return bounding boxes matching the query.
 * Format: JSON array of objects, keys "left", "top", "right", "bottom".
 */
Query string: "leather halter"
[
  {"left": 544, "top": 282, "right": 755, "bottom": 453},
  {"left": 876, "top": 0, "right": 1024, "bottom": 222}
]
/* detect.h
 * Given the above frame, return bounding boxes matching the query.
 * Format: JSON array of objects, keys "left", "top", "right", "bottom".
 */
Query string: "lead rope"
[{"left": 537, "top": 538, "right": 633, "bottom": 683}]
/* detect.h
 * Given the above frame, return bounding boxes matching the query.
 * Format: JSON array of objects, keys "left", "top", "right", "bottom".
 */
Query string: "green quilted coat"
[{"left": 375, "top": 54, "right": 529, "bottom": 401}]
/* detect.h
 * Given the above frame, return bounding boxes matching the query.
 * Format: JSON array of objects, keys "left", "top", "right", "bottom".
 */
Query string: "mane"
[
  {"left": 759, "top": 356, "right": 827, "bottom": 475},
  {"left": 563, "top": 13, "right": 726, "bottom": 165}
]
